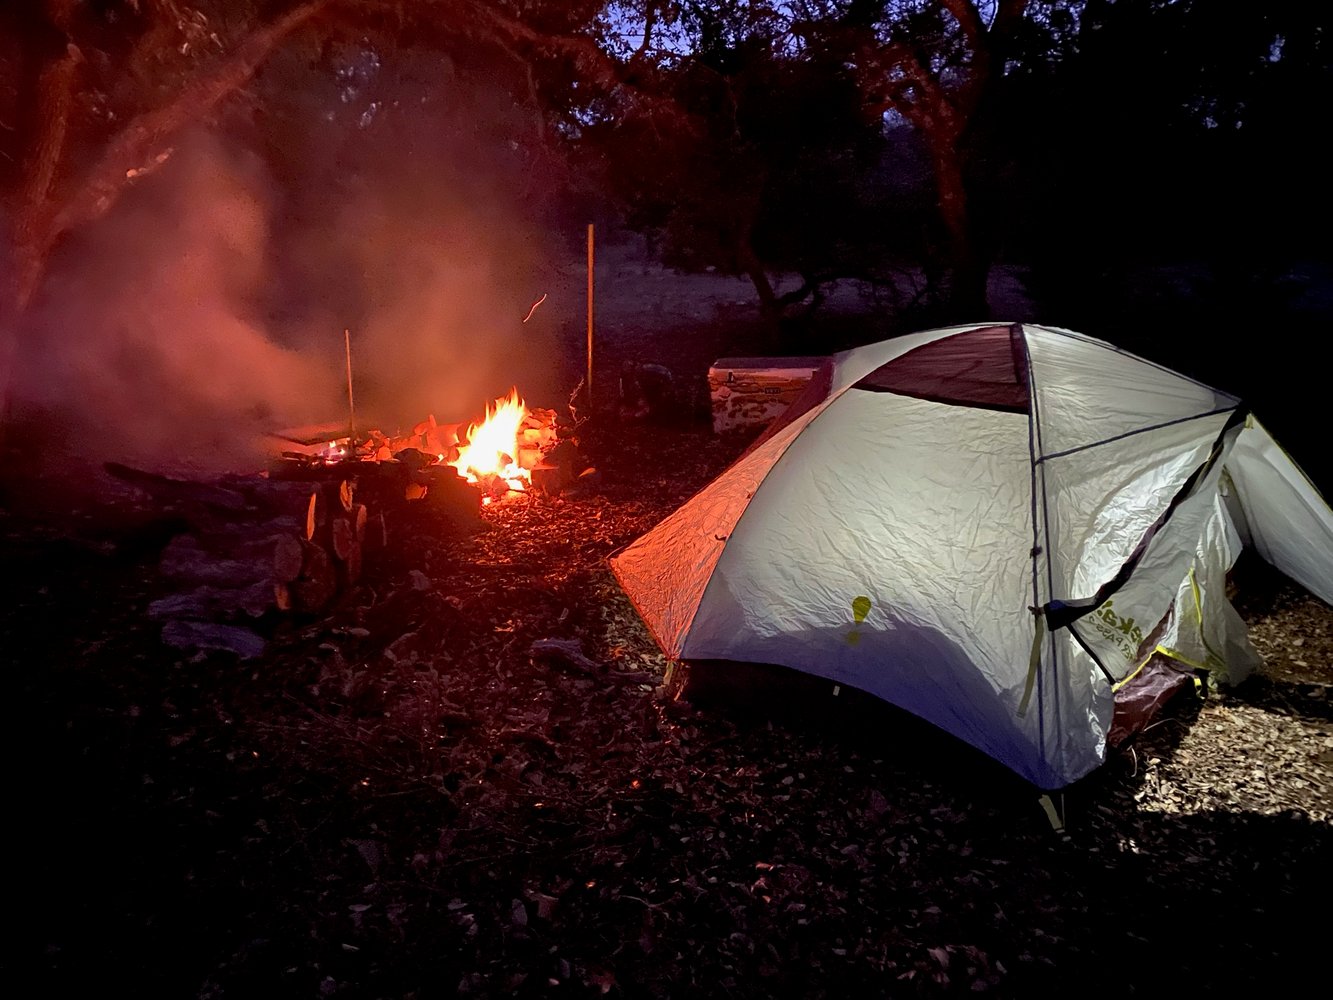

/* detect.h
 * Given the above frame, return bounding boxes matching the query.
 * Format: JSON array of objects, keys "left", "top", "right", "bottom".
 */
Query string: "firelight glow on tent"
[{"left": 611, "top": 323, "right": 1333, "bottom": 789}]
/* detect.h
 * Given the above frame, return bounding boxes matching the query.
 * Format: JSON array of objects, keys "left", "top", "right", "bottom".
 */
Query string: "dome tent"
[{"left": 611, "top": 324, "right": 1333, "bottom": 789}]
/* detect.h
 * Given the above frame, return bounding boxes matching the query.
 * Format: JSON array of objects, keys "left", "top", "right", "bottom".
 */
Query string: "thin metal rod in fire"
[
  {"left": 344, "top": 327, "right": 356, "bottom": 446},
  {"left": 587, "top": 222, "right": 595, "bottom": 405}
]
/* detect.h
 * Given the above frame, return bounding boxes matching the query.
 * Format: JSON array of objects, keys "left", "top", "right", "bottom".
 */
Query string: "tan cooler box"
[{"left": 708, "top": 356, "right": 826, "bottom": 434}]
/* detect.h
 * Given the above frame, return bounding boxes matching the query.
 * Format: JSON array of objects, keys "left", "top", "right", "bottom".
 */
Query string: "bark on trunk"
[
  {"left": 931, "top": 141, "right": 989, "bottom": 319},
  {"left": 737, "top": 240, "right": 781, "bottom": 320},
  {"left": 12, "top": 45, "right": 80, "bottom": 312}
]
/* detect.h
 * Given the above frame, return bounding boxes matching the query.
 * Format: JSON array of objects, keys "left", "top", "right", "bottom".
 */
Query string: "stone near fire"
[
  {"left": 148, "top": 582, "right": 273, "bottom": 621},
  {"left": 161, "top": 619, "right": 266, "bottom": 660},
  {"left": 529, "top": 463, "right": 570, "bottom": 494}
]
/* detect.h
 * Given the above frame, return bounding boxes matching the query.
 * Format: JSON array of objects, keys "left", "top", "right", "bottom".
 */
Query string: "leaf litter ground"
[{"left": 8, "top": 420, "right": 1332, "bottom": 998}]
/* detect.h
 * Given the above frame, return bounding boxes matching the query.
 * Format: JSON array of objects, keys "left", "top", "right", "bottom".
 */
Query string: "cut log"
[
  {"left": 274, "top": 533, "right": 305, "bottom": 582},
  {"left": 344, "top": 542, "right": 363, "bottom": 586},
  {"left": 417, "top": 466, "right": 483, "bottom": 519},
  {"left": 291, "top": 543, "right": 336, "bottom": 612},
  {"left": 529, "top": 463, "right": 570, "bottom": 494},
  {"left": 331, "top": 515, "right": 355, "bottom": 562}
]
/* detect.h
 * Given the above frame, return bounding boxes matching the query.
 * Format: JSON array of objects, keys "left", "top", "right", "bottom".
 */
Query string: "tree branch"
[
  {"left": 939, "top": 0, "right": 986, "bottom": 52},
  {"left": 872, "top": 40, "right": 959, "bottom": 139},
  {"left": 632, "top": 2, "right": 659, "bottom": 65},
  {"left": 938, "top": 0, "right": 1030, "bottom": 120},
  {"left": 48, "top": 0, "right": 332, "bottom": 241},
  {"left": 457, "top": 0, "right": 692, "bottom": 128}
]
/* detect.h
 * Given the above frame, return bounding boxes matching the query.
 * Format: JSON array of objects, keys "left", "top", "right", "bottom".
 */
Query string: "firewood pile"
[
  {"left": 269, "top": 404, "right": 562, "bottom": 487},
  {"left": 127, "top": 399, "right": 589, "bottom": 659},
  {"left": 270, "top": 459, "right": 484, "bottom": 616},
  {"left": 128, "top": 461, "right": 482, "bottom": 660}
]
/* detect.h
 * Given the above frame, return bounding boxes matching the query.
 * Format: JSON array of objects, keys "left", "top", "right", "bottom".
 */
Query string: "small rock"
[{"left": 160, "top": 620, "right": 265, "bottom": 660}]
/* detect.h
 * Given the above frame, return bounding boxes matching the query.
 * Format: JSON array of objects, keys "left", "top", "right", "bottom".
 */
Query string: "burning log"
[
  {"left": 260, "top": 388, "right": 565, "bottom": 615},
  {"left": 142, "top": 383, "right": 572, "bottom": 644},
  {"left": 413, "top": 465, "right": 483, "bottom": 522},
  {"left": 412, "top": 415, "right": 461, "bottom": 463}
]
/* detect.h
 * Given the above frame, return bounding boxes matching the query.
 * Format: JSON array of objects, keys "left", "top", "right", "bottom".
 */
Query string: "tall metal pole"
[
  {"left": 586, "top": 223, "right": 594, "bottom": 407},
  {"left": 344, "top": 327, "right": 356, "bottom": 443}
]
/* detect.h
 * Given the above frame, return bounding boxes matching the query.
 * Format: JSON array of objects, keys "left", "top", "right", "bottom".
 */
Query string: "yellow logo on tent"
[{"left": 847, "top": 595, "right": 872, "bottom": 646}]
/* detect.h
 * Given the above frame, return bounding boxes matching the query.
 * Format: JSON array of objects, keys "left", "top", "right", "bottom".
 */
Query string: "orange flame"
[{"left": 449, "top": 388, "right": 530, "bottom": 492}]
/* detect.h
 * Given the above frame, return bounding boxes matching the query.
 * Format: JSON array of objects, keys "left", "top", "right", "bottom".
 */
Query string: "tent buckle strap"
[
  {"left": 1016, "top": 609, "right": 1046, "bottom": 719},
  {"left": 1038, "top": 793, "right": 1067, "bottom": 835}
]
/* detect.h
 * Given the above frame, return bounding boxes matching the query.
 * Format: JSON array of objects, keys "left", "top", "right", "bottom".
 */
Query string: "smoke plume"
[{"left": 13, "top": 46, "right": 568, "bottom": 474}]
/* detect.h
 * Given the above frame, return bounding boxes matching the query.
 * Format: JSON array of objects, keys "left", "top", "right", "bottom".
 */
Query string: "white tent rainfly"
[{"left": 612, "top": 323, "right": 1333, "bottom": 789}]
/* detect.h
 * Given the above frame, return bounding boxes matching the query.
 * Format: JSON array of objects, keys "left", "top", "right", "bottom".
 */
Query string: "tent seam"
[
  {"left": 1017, "top": 323, "right": 1051, "bottom": 755},
  {"left": 1038, "top": 407, "right": 1238, "bottom": 464},
  {"left": 682, "top": 327, "right": 993, "bottom": 654},
  {"left": 1043, "top": 406, "right": 1248, "bottom": 630},
  {"left": 676, "top": 386, "right": 854, "bottom": 655}
]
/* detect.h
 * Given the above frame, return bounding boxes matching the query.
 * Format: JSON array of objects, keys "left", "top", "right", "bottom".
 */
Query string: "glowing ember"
[
  {"left": 449, "top": 387, "right": 530, "bottom": 493},
  {"left": 317, "top": 440, "right": 350, "bottom": 463}
]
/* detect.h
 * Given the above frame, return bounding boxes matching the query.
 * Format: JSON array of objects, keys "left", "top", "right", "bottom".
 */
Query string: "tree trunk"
[
  {"left": 737, "top": 239, "right": 781, "bottom": 320},
  {"left": 12, "top": 46, "right": 79, "bottom": 312},
  {"left": 930, "top": 140, "right": 989, "bottom": 319},
  {"left": 736, "top": 237, "right": 796, "bottom": 352},
  {"left": 0, "top": 10, "right": 81, "bottom": 443}
]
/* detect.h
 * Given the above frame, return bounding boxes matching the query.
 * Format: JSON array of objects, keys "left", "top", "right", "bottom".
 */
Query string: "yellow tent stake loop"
[{"left": 1017, "top": 612, "right": 1045, "bottom": 719}]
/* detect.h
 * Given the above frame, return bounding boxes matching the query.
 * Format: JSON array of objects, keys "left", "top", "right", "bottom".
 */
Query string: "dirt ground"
[{"left": 7, "top": 260, "right": 1332, "bottom": 997}]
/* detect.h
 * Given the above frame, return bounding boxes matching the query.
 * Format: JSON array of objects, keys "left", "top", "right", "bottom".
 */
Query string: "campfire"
[
  {"left": 449, "top": 388, "right": 537, "bottom": 497},
  {"left": 254, "top": 386, "right": 578, "bottom": 616},
  {"left": 270, "top": 387, "right": 561, "bottom": 504}
]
